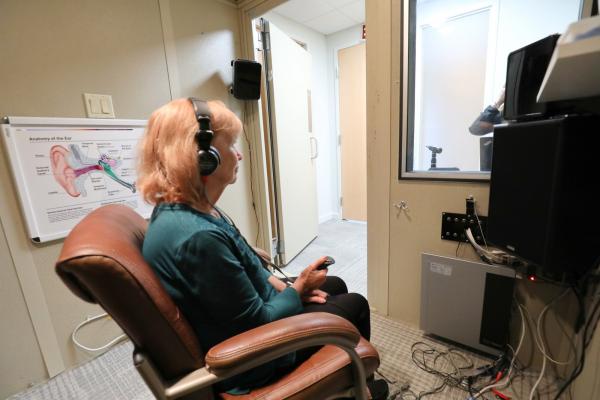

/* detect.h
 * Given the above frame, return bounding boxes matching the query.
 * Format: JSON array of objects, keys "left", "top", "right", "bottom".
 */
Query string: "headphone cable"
[{"left": 201, "top": 186, "right": 292, "bottom": 282}]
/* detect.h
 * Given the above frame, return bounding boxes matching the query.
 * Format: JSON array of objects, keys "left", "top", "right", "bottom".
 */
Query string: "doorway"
[{"left": 252, "top": 1, "right": 367, "bottom": 273}]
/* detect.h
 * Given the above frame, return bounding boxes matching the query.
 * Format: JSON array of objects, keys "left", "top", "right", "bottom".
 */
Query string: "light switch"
[
  {"left": 100, "top": 98, "right": 111, "bottom": 114},
  {"left": 83, "top": 93, "right": 115, "bottom": 118},
  {"left": 89, "top": 97, "right": 101, "bottom": 114}
]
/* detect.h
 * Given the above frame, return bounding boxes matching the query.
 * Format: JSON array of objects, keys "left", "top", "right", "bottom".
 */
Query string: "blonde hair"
[{"left": 137, "top": 98, "right": 242, "bottom": 206}]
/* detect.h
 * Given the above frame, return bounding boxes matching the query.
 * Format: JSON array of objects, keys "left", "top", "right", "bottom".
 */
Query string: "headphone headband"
[
  {"left": 189, "top": 97, "right": 212, "bottom": 121},
  {"left": 188, "top": 97, "right": 221, "bottom": 176},
  {"left": 189, "top": 97, "right": 213, "bottom": 148}
]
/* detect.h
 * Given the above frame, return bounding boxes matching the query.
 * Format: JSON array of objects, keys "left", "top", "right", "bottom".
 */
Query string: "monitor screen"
[{"left": 504, "top": 34, "right": 560, "bottom": 121}]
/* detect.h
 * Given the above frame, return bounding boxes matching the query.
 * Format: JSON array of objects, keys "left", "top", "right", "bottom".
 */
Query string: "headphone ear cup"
[{"left": 198, "top": 146, "right": 221, "bottom": 176}]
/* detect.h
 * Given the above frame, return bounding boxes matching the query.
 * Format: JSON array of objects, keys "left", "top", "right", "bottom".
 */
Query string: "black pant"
[{"left": 295, "top": 276, "right": 371, "bottom": 364}]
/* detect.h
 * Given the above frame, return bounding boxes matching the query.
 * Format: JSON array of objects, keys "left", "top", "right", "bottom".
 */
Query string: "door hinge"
[
  {"left": 340, "top": 197, "right": 343, "bottom": 207},
  {"left": 261, "top": 20, "right": 271, "bottom": 51},
  {"left": 338, "top": 135, "right": 341, "bottom": 146}
]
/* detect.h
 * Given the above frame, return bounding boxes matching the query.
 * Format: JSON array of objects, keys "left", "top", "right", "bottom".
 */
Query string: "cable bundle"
[
  {"left": 465, "top": 228, "right": 521, "bottom": 266},
  {"left": 392, "top": 342, "right": 515, "bottom": 400},
  {"left": 391, "top": 303, "right": 527, "bottom": 400}
]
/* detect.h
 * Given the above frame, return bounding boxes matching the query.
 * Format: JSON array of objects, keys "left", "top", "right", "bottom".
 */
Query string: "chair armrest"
[
  {"left": 135, "top": 312, "right": 368, "bottom": 399},
  {"left": 205, "top": 312, "right": 360, "bottom": 370}
]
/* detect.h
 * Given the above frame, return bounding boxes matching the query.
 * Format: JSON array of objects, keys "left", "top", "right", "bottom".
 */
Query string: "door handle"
[{"left": 310, "top": 136, "right": 318, "bottom": 159}]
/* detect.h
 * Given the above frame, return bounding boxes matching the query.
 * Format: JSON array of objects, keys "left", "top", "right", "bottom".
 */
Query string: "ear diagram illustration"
[{"left": 50, "top": 144, "right": 136, "bottom": 197}]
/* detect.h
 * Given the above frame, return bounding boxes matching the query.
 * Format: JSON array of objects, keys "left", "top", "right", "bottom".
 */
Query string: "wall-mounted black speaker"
[
  {"left": 231, "top": 59, "right": 261, "bottom": 100},
  {"left": 488, "top": 115, "right": 600, "bottom": 281}
]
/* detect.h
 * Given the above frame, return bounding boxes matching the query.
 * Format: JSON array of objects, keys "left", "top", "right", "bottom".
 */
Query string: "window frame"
[{"left": 399, "top": 0, "right": 492, "bottom": 182}]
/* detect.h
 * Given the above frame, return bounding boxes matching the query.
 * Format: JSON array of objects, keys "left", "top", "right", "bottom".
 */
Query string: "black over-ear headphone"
[{"left": 189, "top": 97, "right": 221, "bottom": 176}]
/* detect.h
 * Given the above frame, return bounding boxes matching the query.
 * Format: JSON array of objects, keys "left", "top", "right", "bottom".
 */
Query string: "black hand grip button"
[{"left": 316, "top": 256, "right": 335, "bottom": 270}]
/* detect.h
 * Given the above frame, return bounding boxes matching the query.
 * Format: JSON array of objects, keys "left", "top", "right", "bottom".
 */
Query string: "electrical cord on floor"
[
  {"left": 72, "top": 312, "right": 127, "bottom": 352},
  {"left": 472, "top": 302, "right": 527, "bottom": 399},
  {"left": 394, "top": 341, "right": 508, "bottom": 399}
]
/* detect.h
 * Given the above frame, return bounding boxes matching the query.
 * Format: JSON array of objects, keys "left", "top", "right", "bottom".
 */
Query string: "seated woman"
[{"left": 137, "top": 98, "right": 386, "bottom": 398}]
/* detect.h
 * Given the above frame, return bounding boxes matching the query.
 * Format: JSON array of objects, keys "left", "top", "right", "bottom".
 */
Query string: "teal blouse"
[{"left": 142, "top": 203, "right": 303, "bottom": 393}]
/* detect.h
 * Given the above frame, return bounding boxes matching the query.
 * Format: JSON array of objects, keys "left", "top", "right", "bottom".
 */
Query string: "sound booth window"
[{"left": 399, "top": 0, "right": 584, "bottom": 181}]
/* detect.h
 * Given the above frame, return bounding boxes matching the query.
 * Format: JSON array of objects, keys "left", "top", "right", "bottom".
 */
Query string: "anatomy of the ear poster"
[{"left": 1, "top": 119, "right": 152, "bottom": 242}]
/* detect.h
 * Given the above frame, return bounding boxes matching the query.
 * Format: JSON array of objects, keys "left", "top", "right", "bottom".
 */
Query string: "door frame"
[{"left": 236, "top": 0, "right": 287, "bottom": 255}]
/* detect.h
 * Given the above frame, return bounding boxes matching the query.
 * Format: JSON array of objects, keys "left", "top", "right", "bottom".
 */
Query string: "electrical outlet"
[{"left": 441, "top": 212, "right": 487, "bottom": 244}]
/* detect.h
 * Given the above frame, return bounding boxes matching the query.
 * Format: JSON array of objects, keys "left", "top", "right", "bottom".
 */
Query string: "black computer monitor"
[
  {"left": 487, "top": 115, "right": 600, "bottom": 281},
  {"left": 504, "top": 34, "right": 560, "bottom": 122}
]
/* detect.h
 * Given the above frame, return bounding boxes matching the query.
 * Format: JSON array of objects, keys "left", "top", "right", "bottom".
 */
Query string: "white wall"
[
  {"left": 0, "top": 0, "right": 252, "bottom": 397},
  {"left": 262, "top": 11, "right": 338, "bottom": 223},
  {"left": 167, "top": 0, "right": 257, "bottom": 238}
]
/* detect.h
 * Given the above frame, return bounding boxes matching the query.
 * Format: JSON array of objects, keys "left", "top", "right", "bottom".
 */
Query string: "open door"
[{"left": 262, "top": 20, "right": 318, "bottom": 264}]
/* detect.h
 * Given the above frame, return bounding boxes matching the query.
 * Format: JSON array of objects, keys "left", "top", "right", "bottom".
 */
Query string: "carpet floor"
[{"left": 9, "top": 312, "right": 566, "bottom": 400}]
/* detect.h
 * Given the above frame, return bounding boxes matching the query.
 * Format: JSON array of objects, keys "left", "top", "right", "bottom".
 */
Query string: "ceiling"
[{"left": 271, "top": 0, "right": 365, "bottom": 35}]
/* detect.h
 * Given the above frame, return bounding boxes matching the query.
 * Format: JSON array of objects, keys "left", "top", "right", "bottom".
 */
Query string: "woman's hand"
[
  {"left": 268, "top": 275, "right": 288, "bottom": 292},
  {"left": 292, "top": 256, "right": 328, "bottom": 295},
  {"left": 301, "top": 289, "right": 328, "bottom": 304}
]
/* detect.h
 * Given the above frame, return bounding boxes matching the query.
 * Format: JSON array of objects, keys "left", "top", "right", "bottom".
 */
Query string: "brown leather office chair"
[{"left": 55, "top": 205, "right": 380, "bottom": 400}]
